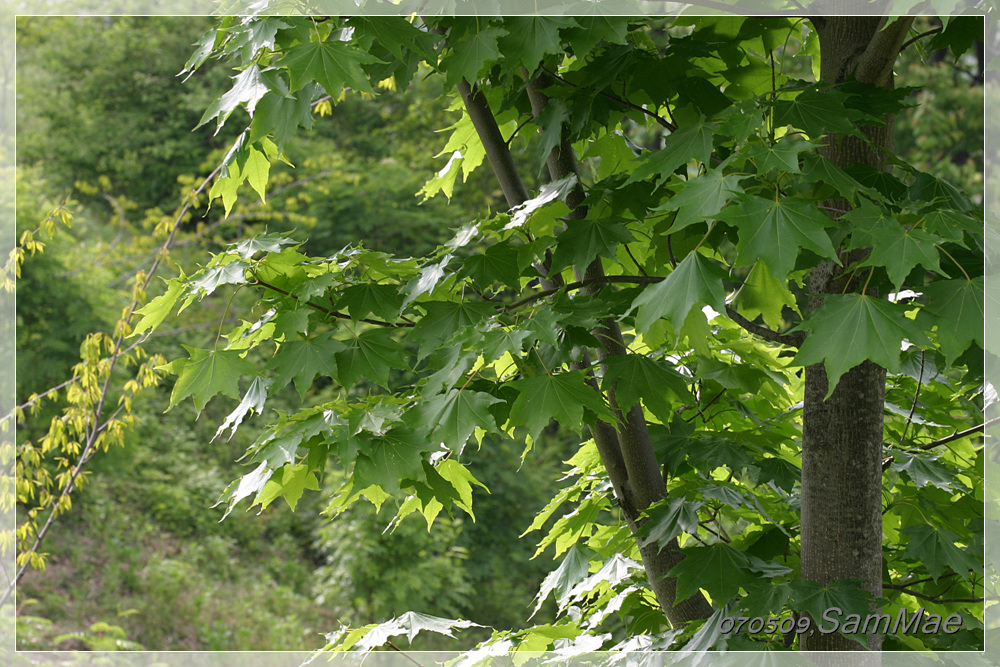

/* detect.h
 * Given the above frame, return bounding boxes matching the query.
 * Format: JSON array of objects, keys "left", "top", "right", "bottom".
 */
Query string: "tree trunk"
[{"left": 800, "top": 16, "right": 913, "bottom": 652}]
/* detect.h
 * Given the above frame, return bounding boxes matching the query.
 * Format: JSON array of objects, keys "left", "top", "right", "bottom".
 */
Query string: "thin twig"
[
  {"left": 252, "top": 278, "right": 414, "bottom": 328},
  {"left": 918, "top": 416, "right": 999, "bottom": 451},
  {"left": 540, "top": 65, "right": 677, "bottom": 132}
]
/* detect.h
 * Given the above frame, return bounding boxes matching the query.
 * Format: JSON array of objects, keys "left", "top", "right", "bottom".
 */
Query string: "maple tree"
[{"left": 12, "top": 12, "right": 987, "bottom": 655}]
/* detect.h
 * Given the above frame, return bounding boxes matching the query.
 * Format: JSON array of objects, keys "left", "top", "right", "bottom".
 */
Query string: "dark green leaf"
[
  {"left": 550, "top": 217, "right": 635, "bottom": 272},
  {"left": 667, "top": 543, "right": 753, "bottom": 604},
  {"left": 279, "top": 40, "right": 379, "bottom": 96},
  {"left": 600, "top": 355, "right": 693, "bottom": 422},
  {"left": 793, "top": 295, "right": 929, "bottom": 398},
  {"left": 917, "top": 277, "right": 984, "bottom": 363},
  {"left": 627, "top": 117, "right": 714, "bottom": 186},
  {"left": 901, "top": 524, "right": 980, "bottom": 581},
  {"left": 266, "top": 333, "right": 345, "bottom": 399},
  {"left": 508, "top": 370, "right": 613, "bottom": 441},
  {"left": 336, "top": 283, "right": 403, "bottom": 322},
  {"left": 719, "top": 194, "right": 838, "bottom": 280},
  {"left": 334, "top": 328, "right": 409, "bottom": 388},
  {"left": 417, "top": 389, "right": 502, "bottom": 454},
  {"left": 159, "top": 345, "right": 258, "bottom": 414},
  {"left": 630, "top": 252, "right": 729, "bottom": 334}
]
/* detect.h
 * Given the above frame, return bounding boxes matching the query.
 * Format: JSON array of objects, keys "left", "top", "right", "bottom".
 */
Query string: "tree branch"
[
  {"left": 540, "top": 65, "right": 676, "bottom": 132},
  {"left": 251, "top": 278, "right": 413, "bottom": 328},
  {"left": 917, "top": 416, "right": 999, "bottom": 451},
  {"left": 724, "top": 305, "right": 804, "bottom": 347}
]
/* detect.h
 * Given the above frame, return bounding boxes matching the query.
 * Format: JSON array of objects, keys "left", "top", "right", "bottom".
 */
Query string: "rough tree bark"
[{"left": 801, "top": 16, "right": 914, "bottom": 653}]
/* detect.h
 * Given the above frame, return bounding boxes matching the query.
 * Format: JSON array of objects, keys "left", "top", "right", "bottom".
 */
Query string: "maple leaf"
[
  {"left": 627, "top": 117, "right": 715, "bottom": 186},
  {"left": 630, "top": 252, "right": 729, "bottom": 334},
  {"left": 653, "top": 167, "right": 742, "bottom": 233},
  {"left": 550, "top": 217, "right": 635, "bottom": 272},
  {"left": 197, "top": 64, "right": 270, "bottom": 131},
  {"left": 417, "top": 389, "right": 502, "bottom": 454},
  {"left": 336, "top": 283, "right": 404, "bottom": 322},
  {"left": 498, "top": 17, "right": 576, "bottom": 71},
  {"left": 719, "top": 194, "right": 839, "bottom": 280},
  {"left": 917, "top": 277, "right": 984, "bottom": 363},
  {"left": 508, "top": 370, "right": 614, "bottom": 441},
  {"left": 279, "top": 40, "right": 379, "bottom": 97},
  {"left": 334, "top": 328, "right": 409, "bottom": 388},
  {"left": 266, "top": 334, "right": 345, "bottom": 399},
  {"left": 793, "top": 295, "right": 930, "bottom": 399},
  {"left": 901, "top": 524, "right": 981, "bottom": 581},
  {"left": 159, "top": 345, "right": 258, "bottom": 414},
  {"left": 600, "top": 355, "right": 693, "bottom": 422},
  {"left": 667, "top": 543, "right": 754, "bottom": 604},
  {"left": 441, "top": 25, "right": 507, "bottom": 86},
  {"left": 352, "top": 427, "right": 427, "bottom": 495}
]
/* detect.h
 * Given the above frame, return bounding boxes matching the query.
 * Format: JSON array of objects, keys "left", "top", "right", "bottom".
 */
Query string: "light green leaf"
[
  {"left": 131, "top": 272, "right": 187, "bottom": 338},
  {"left": 244, "top": 145, "right": 270, "bottom": 202},
  {"left": 356, "top": 612, "right": 482, "bottom": 650},
  {"left": 732, "top": 261, "right": 799, "bottom": 330},
  {"left": 258, "top": 463, "right": 320, "bottom": 511},
  {"left": 233, "top": 232, "right": 298, "bottom": 260},
  {"left": 159, "top": 345, "right": 258, "bottom": 414}
]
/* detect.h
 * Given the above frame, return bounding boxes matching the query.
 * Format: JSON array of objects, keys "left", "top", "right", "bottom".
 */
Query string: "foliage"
[{"left": 150, "top": 14, "right": 986, "bottom": 654}]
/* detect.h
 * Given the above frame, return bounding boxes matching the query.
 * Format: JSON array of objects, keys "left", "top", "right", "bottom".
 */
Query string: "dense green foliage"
[
  {"left": 10, "top": 12, "right": 988, "bottom": 656},
  {"left": 144, "top": 13, "right": 985, "bottom": 653}
]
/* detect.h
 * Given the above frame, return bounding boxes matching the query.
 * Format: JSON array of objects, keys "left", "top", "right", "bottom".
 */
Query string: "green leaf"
[
  {"left": 459, "top": 241, "right": 521, "bottom": 288},
  {"left": 801, "top": 153, "right": 880, "bottom": 203},
  {"left": 508, "top": 370, "right": 613, "bottom": 441},
  {"left": 630, "top": 252, "right": 729, "bottom": 334},
  {"left": 197, "top": 64, "right": 270, "bottom": 130},
  {"left": 901, "top": 524, "right": 980, "bottom": 581},
  {"left": 532, "top": 545, "right": 594, "bottom": 618},
  {"left": 159, "top": 345, "right": 258, "bottom": 414},
  {"left": 441, "top": 25, "right": 506, "bottom": 86},
  {"left": 788, "top": 579, "right": 878, "bottom": 639},
  {"left": 411, "top": 300, "right": 494, "bottom": 360},
  {"left": 131, "top": 273, "right": 187, "bottom": 338},
  {"left": 746, "top": 136, "right": 820, "bottom": 174},
  {"left": 732, "top": 261, "right": 799, "bottom": 330},
  {"left": 279, "top": 40, "right": 378, "bottom": 96},
  {"left": 627, "top": 117, "right": 714, "bottom": 186},
  {"left": 793, "top": 295, "right": 929, "bottom": 399},
  {"left": 352, "top": 427, "right": 427, "bottom": 495},
  {"left": 244, "top": 144, "right": 270, "bottom": 202},
  {"left": 214, "top": 376, "right": 272, "bottom": 441},
  {"left": 667, "top": 543, "right": 753, "bottom": 604},
  {"left": 498, "top": 17, "right": 576, "bottom": 71},
  {"left": 638, "top": 497, "right": 703, "bottom": 551},
  {"left": 917, "top": 277, "right": 984, "bottom": 363},
  {"left": 720, "top": 194, "right": 838, "bottom": 280},
  {"left": 600, "top": 355, "right": 693, "bottom": 422},
  {"left": 257, "top": 463, "right": 320, "bottom": 511},
  {"left": 890, "top": 450, "right": 960, "bottom": 492},
  {"left": 266, "top": 334, "right": 345, "bottom": 400},
  {"left": 550, "top": 217, "right": 635, "bottom": 272},
  {"left": 417, "top": 389, "right": 502, "bottom": 454},
  {"left": 336, "top": 283, "right": 403, "bottom": 322},
  {"left": 349, "top": 16, "right": 438, "bottom": 61},
  {"left": 772, "top": 87, "right": 862, "bottom": 139},
  {"left": 653, "top": 168, "right": 742, "bottom": 233},
  {"left": 740, "top": 580, "right": 792, "bottom": 618},
  {"left": 857, "top": 226, "right": 943, "bottom": 290},
  {"left": 333, "top": 329, "right": 408, "bottom": 389},
  {"left": 356, "top": 612, "right": 482, "bottom": 650}
]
